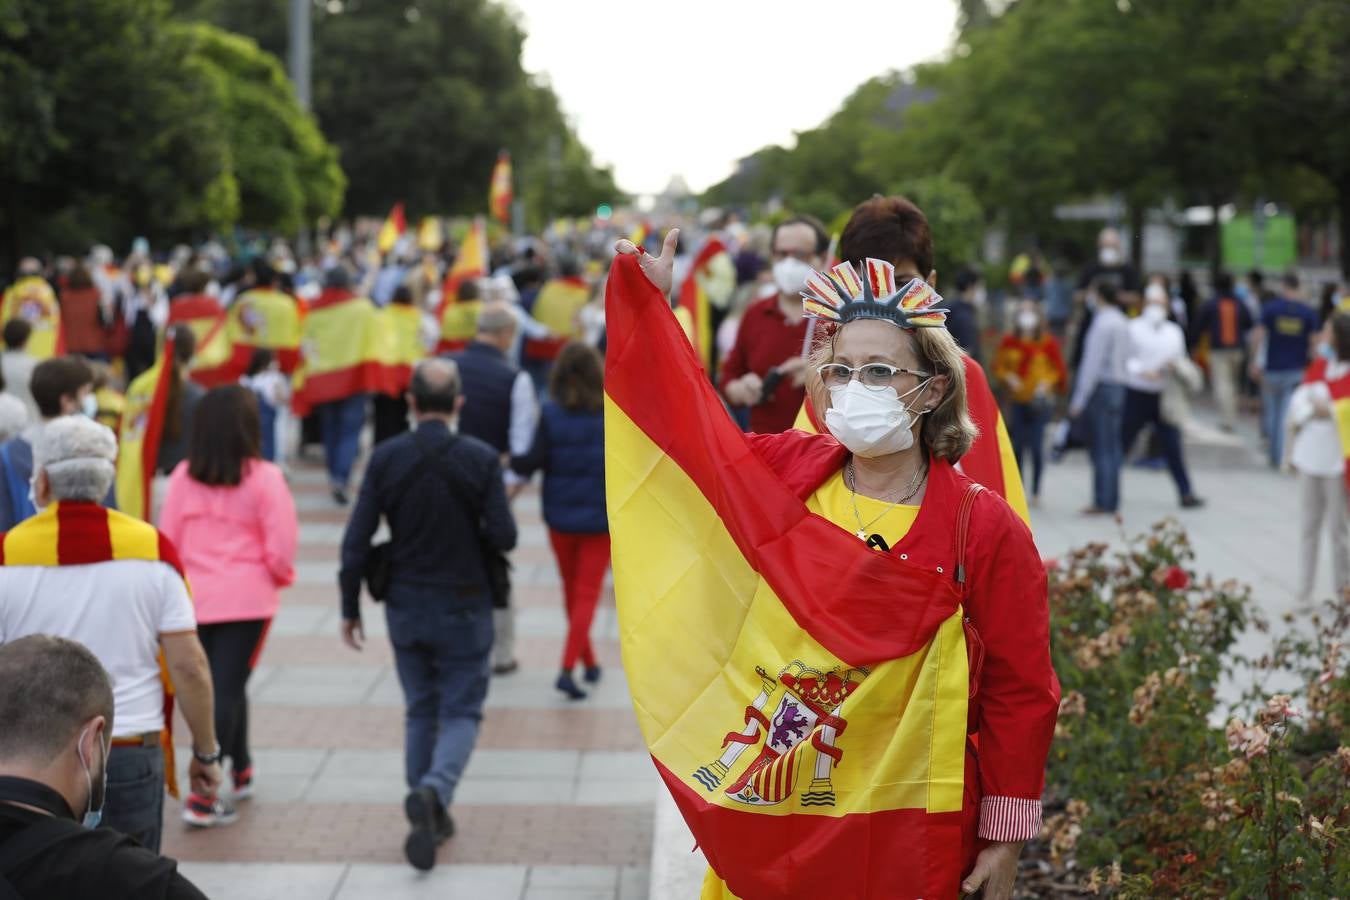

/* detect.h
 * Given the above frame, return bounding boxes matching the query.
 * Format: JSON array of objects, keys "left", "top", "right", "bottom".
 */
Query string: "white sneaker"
[{"left": 182, "top": 793, "right": 238, "bottom": 827}]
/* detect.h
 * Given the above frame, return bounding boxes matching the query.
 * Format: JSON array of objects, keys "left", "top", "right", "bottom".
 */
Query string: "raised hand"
[{"left": 614, "top": 228, "right": 679, "bottom": 297}]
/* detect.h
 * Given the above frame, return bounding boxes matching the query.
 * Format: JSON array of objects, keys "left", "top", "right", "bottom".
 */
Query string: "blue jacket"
[{"left": 513, "top": 401, "right": 607, "bottom": 534}]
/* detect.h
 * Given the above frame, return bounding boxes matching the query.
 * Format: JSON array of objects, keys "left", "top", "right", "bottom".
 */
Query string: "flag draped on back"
[
  {"left": 378, "top": 202, "right": 407, "bottom": 254},
  {"left": 677, "top": 238, "right": 731, "bottom": 370},
  {"left": 1302, "top": 356, "right": 1350, "bottom": 490},
  {"left": 524, "top": 276, "right": 590, "bottom": 361},
  {"left": 226, "top": 288, "right": 303, "bottom": 375},
  {"left": 0, "top": 502, "right": 188, "bottom": 797},
  {"left": 167, "top": 295, "right": 233, "bottom": 387},
  {"left": 438, "top": 218, "right": 489, "bottom": 352},
  {"left": 489, "top": 152, "right": 513, "bottom": 225},
  {"left": 605, "top": 255, "right": 971, "bottom": 899},
  {"left": 115, "top": 334, "right": 175, "bottom": 521},
  {"left": 291, "top": 293, "right": 420, "bottom": 416},
  {"left": 1, "top": 276, "right": 65, "bottom": 359}
]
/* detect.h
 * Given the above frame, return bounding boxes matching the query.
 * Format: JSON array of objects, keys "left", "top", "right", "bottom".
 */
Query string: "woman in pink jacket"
[{"left": 161, "top": 384, "right": 298, "bottom": 826}]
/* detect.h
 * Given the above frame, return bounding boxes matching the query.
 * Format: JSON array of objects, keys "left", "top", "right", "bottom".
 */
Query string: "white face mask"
[
  {"left": 1016, "top": 311, "right": 1038, "bottom": 332},
  {"left": 772, "top": 257, "right": 813, "bottom": 297},
  {"left": 1143, "top": 304, "right": 1167, "bottom": 324},
  {"left": 1099, "top": 246, "right": 1122, "bottom": 266},
  {"left": 81, "top": 393, "right": 98, "bottom": 418},
  {"left": 824, "top": 378, "right": 932, "bottom": 458}
]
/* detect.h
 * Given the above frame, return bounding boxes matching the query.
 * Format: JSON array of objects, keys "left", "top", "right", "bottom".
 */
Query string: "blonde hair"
[{"left": 807, "top": 322, "right": 979, "bottom": 463}]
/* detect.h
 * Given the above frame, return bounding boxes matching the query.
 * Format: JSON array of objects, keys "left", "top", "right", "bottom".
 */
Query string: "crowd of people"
[{"left": 0, "top": 198, "right": 1343, "bottom": 892}]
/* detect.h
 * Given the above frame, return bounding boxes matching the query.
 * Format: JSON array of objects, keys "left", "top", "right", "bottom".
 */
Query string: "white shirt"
[
  {"left": 1125, "top": 316, "right": 1188, "bottom": 394},
  {"left": 0, "top": 560, "right": 197, "bottom": 736},
  {"left": 504, "top": 370, "right": 540, "bottom": 488},
  {"left": 1288, "top": 373, "right": 1346, "bottom": 477}
]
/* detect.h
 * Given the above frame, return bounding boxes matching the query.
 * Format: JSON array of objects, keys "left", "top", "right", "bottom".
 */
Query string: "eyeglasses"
[{"left": 817, "top": 363, "right": 931, "bottom": 391}]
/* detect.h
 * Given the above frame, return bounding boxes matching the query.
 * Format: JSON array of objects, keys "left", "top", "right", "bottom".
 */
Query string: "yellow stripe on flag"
[
  {"left": 0, "top": 505, "right": 59, "bottom": 565},
  {"left": 109, "top": 513, "right": 160, "bottom": 562}
]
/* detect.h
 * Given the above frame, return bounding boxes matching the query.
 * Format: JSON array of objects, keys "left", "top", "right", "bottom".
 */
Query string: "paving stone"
[
  {"left": 175, "top": 862, "right": 346, "bottom": 900},
  {"left": 335, "top": 863, "right": 528, "bottom": 899}
]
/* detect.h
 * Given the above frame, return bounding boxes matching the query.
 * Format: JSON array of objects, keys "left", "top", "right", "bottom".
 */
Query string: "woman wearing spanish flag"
[{"left": 607, "top": 219, "right": 1059, "bottom": 899}]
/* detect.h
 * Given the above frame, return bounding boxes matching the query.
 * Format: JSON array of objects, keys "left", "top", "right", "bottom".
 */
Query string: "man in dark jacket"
[
  {"left": 0, "top": 635, "right": 208, "bottom": 899},
  {"left": 338, "top": 357, "right": 517, "bottom": 872},
  {"left": 446, "top": 303, "right": 539, "bottom": 675}
]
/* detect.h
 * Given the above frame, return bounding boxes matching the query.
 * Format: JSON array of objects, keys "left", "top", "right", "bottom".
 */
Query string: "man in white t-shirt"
[{"left": 0, "top": 417, "right": 223, "bottom": 851}]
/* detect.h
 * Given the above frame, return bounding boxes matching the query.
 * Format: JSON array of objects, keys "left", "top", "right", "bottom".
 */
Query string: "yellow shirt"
[{"left": 701, "top": 468, "right": 919, "bottom": 900}]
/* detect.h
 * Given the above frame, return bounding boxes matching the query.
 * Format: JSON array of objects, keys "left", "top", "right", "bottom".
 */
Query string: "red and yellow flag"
[
  {"left": 489, "top": 151, "right": 513, "bottom": 226},
  {"left": 677, "top": 237, "right": 731, "bottom": 370},
  {"left": 437, "top": 218, "right": 489, "bottom": 353},
  {"left": 524, "top": 276, "right": 590, "bottom": 361},
  {"left": 291, "top": 291, "right": 420, "bottom": 416},
  {"left": 0, "top": 275, "right": 65, "bottom": 359},
  {"left": 417, "top": 216, "right": 444, "bottom": 252},
  {"left": 605, "top": 255, "right": 970, "bottom": 899},
  {"left": 377, "top": 202, "right": 407, "bottom": 254},
  {"left": 0, "top": 501, "right": 189, "bottom": 797},
  {"left": 226, "top": 287, "right": 303, "bottom": 375},
  {"left": 115, "top": 335, "right": 175, "bottom": 522},
  {"left": 167, "top": 294, "right": 234, "bottom": 388},
  {"left": 1303, "top": 356, "right": 1350, "bottom": 491}
]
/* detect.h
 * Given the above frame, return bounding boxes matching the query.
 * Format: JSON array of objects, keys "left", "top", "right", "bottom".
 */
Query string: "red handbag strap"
[{"left": 954, "top": 484, "right": 984, "bottom": 592}]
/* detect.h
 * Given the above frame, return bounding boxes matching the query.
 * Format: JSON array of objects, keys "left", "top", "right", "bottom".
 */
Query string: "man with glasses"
[{"left": 719, "top": 215, "right": 829, "bottom": 433}]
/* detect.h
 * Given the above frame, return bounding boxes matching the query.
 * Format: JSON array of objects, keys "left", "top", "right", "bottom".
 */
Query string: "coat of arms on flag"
[{"left": 694, "top": 662, "right": 868, "bottom": 809}]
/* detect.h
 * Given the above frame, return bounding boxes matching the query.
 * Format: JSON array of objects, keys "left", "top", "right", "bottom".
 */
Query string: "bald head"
[
  {"left": 410, "top": 358, "right": 461, "bottom": 417},
  {"left": 477, "top": 302, "right": 517, "bottom": 337},
  {"left": 17, "top": 257, "right": 43, "bottom": 277}
]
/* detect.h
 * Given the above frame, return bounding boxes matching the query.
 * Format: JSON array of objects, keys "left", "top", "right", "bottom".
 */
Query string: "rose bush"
[{"left": 1023, "top": 519, "right": 1350, "bottom": 898}]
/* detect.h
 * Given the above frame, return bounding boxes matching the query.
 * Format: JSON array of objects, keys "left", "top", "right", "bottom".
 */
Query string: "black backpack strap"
[{"left": 0, "top": 815, "right": 79, "bottom": 897}]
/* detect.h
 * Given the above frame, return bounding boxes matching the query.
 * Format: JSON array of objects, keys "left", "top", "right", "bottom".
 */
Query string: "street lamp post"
[{"left": 288, "top": 0, "right": 311, "bottom": 112}]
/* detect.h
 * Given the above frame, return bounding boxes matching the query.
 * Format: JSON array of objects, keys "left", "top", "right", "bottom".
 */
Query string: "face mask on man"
[
  {"left": 1016, "top": 311, "right": 1039, "bottom": 332},
  {"left": 1143, "top": 304, "right": 1168, "bottom": 324},
  {"left": 76, "top": 726, "right": 109, "bottom": 829},
  {"left": 81, "top": 393, "right": 98, "bottom": 419},
  {"left": 1099, "top": 246, "right": 1122, "bottom": 267},
  {"left": 824, "top": 377, "right": 933, "bottom": 458},
  {"left": 772, "top": 257, "right": 813, "bottom": 298}
]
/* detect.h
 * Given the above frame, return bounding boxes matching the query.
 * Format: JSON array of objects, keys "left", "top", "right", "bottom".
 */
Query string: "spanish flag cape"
[
  {"left": 115, "top": 335, "right": 175, "bottom": 521},
  {"left": 792, "top": 353, "right": 1030, "bottom": 525},
  {"left": 0, "top": 275, "right": 65, "bottom": 359},
  {"left": 1302, "top": 356, "right": 1350, "bottom": 490},
  {"left": 166, "top": 294, "right": 234, "bottom": 388},
  {"left": 606, "top": 255, "right": 974, "bottom": 899},
  {"left": 226, "top": 288, "right": 303, "bottom": 375},
  {"left": 677, "top": 238, "right": 731, "bottom": 370},
  {"left": 0, "top": 502, "right": 188, "bottom": 797},
  {"left": 524, "top": 275, "right": 590, "bottom": 361},
  {"left": 291, "top": 290, "right": 421, "bottom": 416}
]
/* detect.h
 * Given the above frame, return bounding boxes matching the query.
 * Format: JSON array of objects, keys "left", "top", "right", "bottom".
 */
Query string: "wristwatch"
[{"left": 192, "top": 745, "right": 223, "bottom": 765}]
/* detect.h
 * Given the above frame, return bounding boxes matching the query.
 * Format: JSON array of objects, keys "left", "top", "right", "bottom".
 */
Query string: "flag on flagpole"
[
  {"left": 115, "top": 334, "right": 176, "bottom": 521},
  {"left": 604, "top": 254, "right": 972, "bottom": 898},
  {"left": 417, "top": 216, "right": 444, "bottom": 252},
  {"left": 676, "top": 237, "right": 730, "bottom": 370},
  {"left": 437, "top": 217, "right": 490, "bottom": 352},
  {"left": 489, "top": 151, "right": 513, "bottom": 226},
  {"left": 377, "top": 202, "right": 407, "bottom": 254}
]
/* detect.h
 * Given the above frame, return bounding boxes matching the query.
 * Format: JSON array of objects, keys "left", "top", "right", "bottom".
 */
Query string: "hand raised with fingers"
[{"left": 614, "top": 228, "right": 679, "bottom": 297}]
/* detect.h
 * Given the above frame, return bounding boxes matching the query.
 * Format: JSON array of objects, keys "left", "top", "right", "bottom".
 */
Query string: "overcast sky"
[{"left": 505, "top": 1, "right": 959, "bottom": 196}]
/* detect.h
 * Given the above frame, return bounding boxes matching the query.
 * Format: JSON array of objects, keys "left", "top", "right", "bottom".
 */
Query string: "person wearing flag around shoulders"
[{"left": 615, "top": 231, "right": 1059, "bottom": 900}]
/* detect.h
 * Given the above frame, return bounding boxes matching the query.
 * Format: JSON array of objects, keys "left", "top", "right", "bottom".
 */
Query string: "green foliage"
[
  {"left": 890, "top": 176, "right": 982, "bottom": 280},
  {"left": 0, "top": 0, "right": 343, "bottom": 260},
  {"left": 1041, "top": 522, "right": 1350, "bottom": 897}
]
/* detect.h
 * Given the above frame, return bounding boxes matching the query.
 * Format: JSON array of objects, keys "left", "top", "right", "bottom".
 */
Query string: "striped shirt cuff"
[{"left": 977, "top": 796, "right": 1042, "bottom": 842}]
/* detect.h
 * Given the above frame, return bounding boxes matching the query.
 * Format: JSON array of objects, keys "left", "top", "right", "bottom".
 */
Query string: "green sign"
[{"left": 1222, "top": 214, "right": 1296, "bottom": 270}]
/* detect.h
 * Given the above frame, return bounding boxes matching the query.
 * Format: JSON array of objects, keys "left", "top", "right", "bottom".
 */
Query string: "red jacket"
[{"left": 747, "top": 428, "right": 1061, "bottom": 849}]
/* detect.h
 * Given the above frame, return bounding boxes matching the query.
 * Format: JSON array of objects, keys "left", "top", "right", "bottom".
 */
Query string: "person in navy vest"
[
  {"left": 445, "top": 303, "right": 539, "bottom": 675},
  {"left": 512, "top": 341, "right": 609, "bottom": 700}
]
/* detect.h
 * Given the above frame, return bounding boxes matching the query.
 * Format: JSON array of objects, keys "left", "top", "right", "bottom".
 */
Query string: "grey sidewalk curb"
[{"left": 648, "top": 784, "right": 705, "bottom": 900}]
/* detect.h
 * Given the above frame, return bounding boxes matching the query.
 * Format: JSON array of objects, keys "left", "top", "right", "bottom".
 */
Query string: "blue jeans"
[
  {"left": 1009, "top": 400, "right": 1051, "bottom": 497},
  {"left": 1084, "top": 383, "right": 1126, "bottom": 512},
  {"left": 385, "top": 599, "right": 494, "bottom": 808},
  {"left": 318, "top": 394, "right": 367, "bottom": 488},
  {"left": 1262, "top": 368, "right": 1303, "bottom": 466},
  {"left": 1122, "top": 388, "right": 1194, "bottom": 500},
  {"left": 102, "top": 743, "right": 165, "bottom": 852}
]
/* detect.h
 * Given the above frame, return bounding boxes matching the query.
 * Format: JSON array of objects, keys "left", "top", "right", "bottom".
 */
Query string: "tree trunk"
[
  {"left": 1338, "top": 180, "right": 1350, "bottom": 282},
  {"left": 1208, "top": 202, "right": 1223, "bottom": 279},
  {"left": 1128, "top": 202, "right": 1145, "bottom": 274}
]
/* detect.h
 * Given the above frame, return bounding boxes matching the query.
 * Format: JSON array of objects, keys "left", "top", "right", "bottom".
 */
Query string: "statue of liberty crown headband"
[{"left": 800, "top": 258, "right": 948, "bottom": 330}]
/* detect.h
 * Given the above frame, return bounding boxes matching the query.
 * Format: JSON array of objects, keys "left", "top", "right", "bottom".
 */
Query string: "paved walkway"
[{"left": 162, "top": 458, "right": 653, "bottom": 900}]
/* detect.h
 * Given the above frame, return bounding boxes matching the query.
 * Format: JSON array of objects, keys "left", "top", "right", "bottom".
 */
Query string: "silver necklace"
[{"left": 845, "top": 460, "right": 926, "bottom": 540}]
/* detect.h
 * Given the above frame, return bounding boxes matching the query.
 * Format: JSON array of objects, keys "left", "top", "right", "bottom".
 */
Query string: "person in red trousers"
[{"left": 511, "top": 341, "right": 609, "bottom": 700}]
